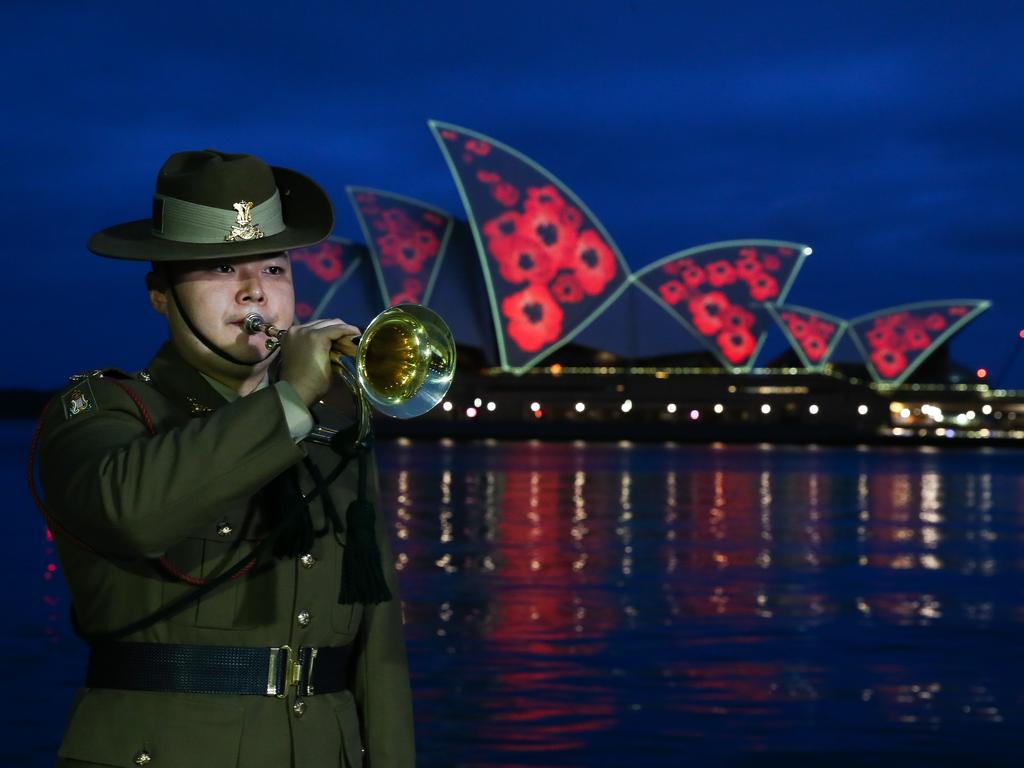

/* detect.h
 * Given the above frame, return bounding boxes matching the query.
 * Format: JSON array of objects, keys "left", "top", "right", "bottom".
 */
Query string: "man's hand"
[{"left": 279, "top": 319, "right": 361, "bottom": 406}]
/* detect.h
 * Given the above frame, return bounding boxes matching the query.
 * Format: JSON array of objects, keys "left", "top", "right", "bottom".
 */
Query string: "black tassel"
[{"left": 338, "top": 447, "right": 393, "bottom": 605}]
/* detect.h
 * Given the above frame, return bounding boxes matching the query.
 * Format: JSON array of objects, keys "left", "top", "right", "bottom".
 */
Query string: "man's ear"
[{"left": 146, "top": 269, "right": 169, "bottom": 316}]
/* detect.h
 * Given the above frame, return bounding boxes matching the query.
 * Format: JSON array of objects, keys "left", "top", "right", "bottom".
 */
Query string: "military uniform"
[{"left": 38, "top": 342, "right": 415, "bottom": 767}]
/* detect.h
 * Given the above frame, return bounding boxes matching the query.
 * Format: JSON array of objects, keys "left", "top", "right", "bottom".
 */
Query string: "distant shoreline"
[{"left": 6, "top": 388, "right": 1021, "bottom": 449}]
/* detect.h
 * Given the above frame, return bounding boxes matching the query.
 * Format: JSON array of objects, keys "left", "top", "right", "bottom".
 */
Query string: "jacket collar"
[{"left": 144, "top": 342, "right": 230, "bottom": 416}]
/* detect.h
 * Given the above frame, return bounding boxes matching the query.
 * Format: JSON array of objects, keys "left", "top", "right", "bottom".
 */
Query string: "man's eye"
[
  {"left": 213, "top": 265, "right": 234, "bottom": 274},
  {"left": 266, "top": 265, "right": 287, "bottom": 275}
]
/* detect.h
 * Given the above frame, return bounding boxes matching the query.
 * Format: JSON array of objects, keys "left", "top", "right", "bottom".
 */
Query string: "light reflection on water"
[
  {"left": 4, "top": 422, "right": 1023, "bottom": 766},
  {"left": 383, "top": 440, "right": 1023, "bottom": 766}
]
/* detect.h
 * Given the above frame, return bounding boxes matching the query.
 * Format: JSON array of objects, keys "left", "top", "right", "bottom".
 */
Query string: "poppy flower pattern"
[
  {"left": 768, "top": 304, "right": 847, "bottom": 370},
  {"left": 431, "top": 121, "right": 628, "bottom": 370},
  {"left": 849, "top": 301, "right": 990, "bottom": 386},
  {"left": 287, "top": 238, "right": 351, "bottom": 322},
  {"left": 635, "top": 242, "right": 808, "bottom": 370},
  {"left": 348, "top": 188, "right": 453, "bottom": 308}
]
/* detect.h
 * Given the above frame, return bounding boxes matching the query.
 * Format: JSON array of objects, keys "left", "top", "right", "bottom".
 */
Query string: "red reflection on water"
[
  {"left": 483, "top": 462, "right": 618, "bottom": 751},
  {"left": 42, "top": 526, "right": 62, "bottom": 645},
  {"left": 664, "top": 468, "right": 768, "bottom": 619}
]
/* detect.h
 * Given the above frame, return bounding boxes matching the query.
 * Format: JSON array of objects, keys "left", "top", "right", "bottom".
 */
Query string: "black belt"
[{"left": 86, "top": 641, "right": 351, "bottom": 697}]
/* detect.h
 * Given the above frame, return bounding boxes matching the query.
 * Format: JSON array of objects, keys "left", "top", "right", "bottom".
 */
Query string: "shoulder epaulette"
[
  {"left": 61, "top": 368, "right": 132, "bottom": 420},
  {"left": 67, "top": 368, "right": 132, "bottom": 384}
]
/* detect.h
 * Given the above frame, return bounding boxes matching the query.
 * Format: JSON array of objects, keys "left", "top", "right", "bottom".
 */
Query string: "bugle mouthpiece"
[{"left": 243, "top": 313, "right": 266, "bottom": 335}]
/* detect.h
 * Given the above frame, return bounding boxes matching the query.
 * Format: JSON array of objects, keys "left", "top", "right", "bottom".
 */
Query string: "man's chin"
[{"left": 231, "top": 342, "right": 276, "bottom": 366}]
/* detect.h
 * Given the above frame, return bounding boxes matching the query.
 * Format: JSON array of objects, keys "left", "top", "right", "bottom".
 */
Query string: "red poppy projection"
[
  {"left": 430, "top": 120, "right": 630, "bottom": 373},
  {"left": 766, "top": 304, "right": 848, "bottom": 371},
  {"left": 848, "top": 300, "right": 991, "bottom": 386},
  {"left": 286, "top": 236, "right": 362, "bottom": 321},
  {"left": 633, "top": 241, "right": 809, "bottom": 371},
  {"left": 347, "top": 188, "right": 453, "bottom": 308}
]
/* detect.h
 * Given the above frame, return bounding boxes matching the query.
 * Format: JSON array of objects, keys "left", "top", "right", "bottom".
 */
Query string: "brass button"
[
  {"left": 134, "top": 750, "right": 152, "bottom": 765},
  {"left": 297, "top": 610, "right": 311, "bottom": 627},
  {"left": 299, "top": 553, "right": 316, "bottom": 569},
  {"left": 293, "top": 699, "right": 307, "bottom": 717},
  {"left": 216, "top": 522, "right": 233, "bottom": 537}
]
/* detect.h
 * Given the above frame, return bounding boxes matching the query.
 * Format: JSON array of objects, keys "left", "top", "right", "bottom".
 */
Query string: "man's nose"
[{"left": 237, "top": 274, "right": 266, "bottom": 304}]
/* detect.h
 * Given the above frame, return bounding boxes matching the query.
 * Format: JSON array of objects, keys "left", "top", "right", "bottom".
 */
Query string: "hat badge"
[{"left": 225, "top": 201, "right": 265, "bottom": 242}]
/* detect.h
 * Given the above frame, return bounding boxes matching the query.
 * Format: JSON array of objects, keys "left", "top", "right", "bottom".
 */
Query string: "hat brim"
[{"left": 87, "top": 166, "right": 334, "bottom": 262}]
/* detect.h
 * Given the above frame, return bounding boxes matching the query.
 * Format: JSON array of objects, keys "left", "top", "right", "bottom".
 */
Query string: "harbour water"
[{"left": 5, "top": 421, "right": 1023, "bottom": 766}]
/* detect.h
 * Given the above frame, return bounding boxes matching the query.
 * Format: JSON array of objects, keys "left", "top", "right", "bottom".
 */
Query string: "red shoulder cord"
[{"left": 28, "top": 379, "right": 254, "bottom": 586}]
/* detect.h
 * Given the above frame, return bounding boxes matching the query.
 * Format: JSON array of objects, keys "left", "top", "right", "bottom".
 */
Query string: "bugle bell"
[{"left": 244, "top": 304, "right": 456, "bottom": 445}]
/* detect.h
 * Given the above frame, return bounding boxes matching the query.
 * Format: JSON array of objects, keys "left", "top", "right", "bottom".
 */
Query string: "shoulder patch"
[{"left": 61, "top": 378, "right": 97, "bottom": 420}]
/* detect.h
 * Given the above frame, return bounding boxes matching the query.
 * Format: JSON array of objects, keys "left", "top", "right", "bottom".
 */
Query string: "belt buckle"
[{"left": 267, "top": 645, "right": 319, "bottom": 697}]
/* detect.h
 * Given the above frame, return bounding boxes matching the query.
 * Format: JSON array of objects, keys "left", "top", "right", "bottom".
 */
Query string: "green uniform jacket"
[{"left": 37, "top": 343, "right": 415, "bottom": 768}]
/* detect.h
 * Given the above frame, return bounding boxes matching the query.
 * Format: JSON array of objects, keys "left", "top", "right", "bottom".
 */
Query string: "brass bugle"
[{"left": 243, "top": 305, "right": 456, "bottom": 443}]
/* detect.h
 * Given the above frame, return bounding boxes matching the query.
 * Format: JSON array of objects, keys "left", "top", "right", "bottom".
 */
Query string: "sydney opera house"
[{"left": 289, "top": 121, "right": 1020, "bottom": 445}]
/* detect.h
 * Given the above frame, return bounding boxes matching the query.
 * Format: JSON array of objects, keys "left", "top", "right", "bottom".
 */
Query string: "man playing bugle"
[{"left": 35, "top": 150, "right": 415, "bottom": 767}]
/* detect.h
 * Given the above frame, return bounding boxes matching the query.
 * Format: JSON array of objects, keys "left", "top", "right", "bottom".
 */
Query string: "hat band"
[{"left": 152, "top": 190, "right": 285, "bottom": 244}]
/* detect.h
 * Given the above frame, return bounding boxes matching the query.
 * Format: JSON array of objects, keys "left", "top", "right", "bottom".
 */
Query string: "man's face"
[{"left": 149, "top": 252, "right": 296, "bottom": 380}]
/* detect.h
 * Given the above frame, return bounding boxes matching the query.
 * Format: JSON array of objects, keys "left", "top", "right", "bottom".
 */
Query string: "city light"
[
  {"left": 982, "top": 404, "right": 993, "bottom": 415},
  {"left": 486, "top": 401, "right": 496, "bottom": 412},
  {"left": 857, "top": 404, "right": 869, "bottom": 415},
  {"left": 900, "top": 408, "right": 911, "bottom": 418},
  {"left": 761, "top": 404, "right": 771, "bottom": 415},
  {"left": 976, "top": 368, "right": 987, "bottom": 379},
  {"left": 689, "top": 409, "right": 700, "bottom": 420},
  {"left": 530, "top": 402, "right": 541, "bottom": 412},
  {"left": 666, "top": 403, "right": 677, "bottom": 414},
  {"left": 714, "top": 403, "right": 724, "bottom": 414},
  {"left": 575, "top": 402, "right": 586, "bottom": 413},
  {"left": 809, "top": 404, "right": 819, "bottom": 415},
  {"left": 621, "top": 399, "right": 633, "bottom": 413},
  {"left": 466, "top": 407, "right": 477, "bottom": 418},
  {"left": 473, "top": 397, "right": 483, "bottom": 407},
  {"left": 442, "top": 401, "right": 453, "bottom": 412}
]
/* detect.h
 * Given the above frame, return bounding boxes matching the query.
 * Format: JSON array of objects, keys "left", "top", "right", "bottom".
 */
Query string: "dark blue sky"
[{"left": 5, "top": 1, "right": 1023, "bottom": 388}]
